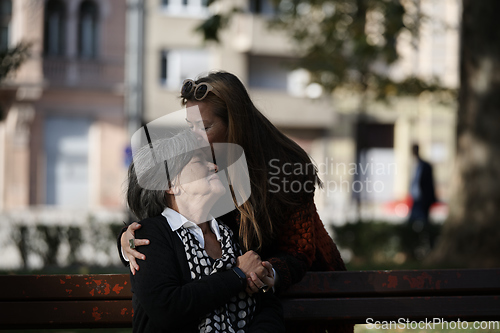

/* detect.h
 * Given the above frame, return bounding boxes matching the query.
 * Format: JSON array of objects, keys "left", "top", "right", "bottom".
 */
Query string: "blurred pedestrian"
[{"left": 408, "top": 144, "right": 437, "bottom": 254}]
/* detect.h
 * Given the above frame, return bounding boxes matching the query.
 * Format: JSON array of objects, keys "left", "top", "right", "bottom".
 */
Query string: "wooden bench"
[{"left": 1, "top": 269, "right": 499, "bottom": 329}]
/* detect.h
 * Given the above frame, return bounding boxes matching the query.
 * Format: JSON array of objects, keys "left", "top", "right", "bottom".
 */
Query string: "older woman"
[{"left": 127, "top": 130, "right": 284, "bottom": 333}]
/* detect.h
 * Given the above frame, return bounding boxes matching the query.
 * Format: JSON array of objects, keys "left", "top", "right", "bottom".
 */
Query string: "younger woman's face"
[{"left": 186, "top": 101, "right": 228, "bottom": 144}]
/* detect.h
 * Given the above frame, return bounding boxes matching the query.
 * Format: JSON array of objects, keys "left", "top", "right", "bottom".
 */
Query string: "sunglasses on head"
[{"left": 181, "top": 79, "right": 219, "bottom": 101}]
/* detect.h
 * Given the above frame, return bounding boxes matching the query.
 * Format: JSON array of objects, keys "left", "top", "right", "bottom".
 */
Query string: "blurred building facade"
[
  {"left": 135, "top": 0, "right": 459, "bottom": 225},
  {"left": 0, "top": 0, "right": 460, "bottom": 269},
  {"left": 326, "top": 0, "right": 460, "bottom": 223},
  {"left": 0, "top": 0, "right": 460, "bottom": 223},
  {"left": 136, "top": 0, "right": 338, "bottom": 226},
  {"left": 0, "top": 0, "right": 127, "bottom": 225}
]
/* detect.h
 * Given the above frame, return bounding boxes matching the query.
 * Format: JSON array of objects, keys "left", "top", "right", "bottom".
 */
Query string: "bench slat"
[
  {"left": 285, "top": 269, "right": 500, "bottom": 297},
  {"left": 2, "top": 295, "right": 499, "bottom": 329},
  {"left": 0, "top": 300, "right": 133, "bottom": 329},
  {"left": 0, "top": 274, "right": 131, "bottom": 301},
  {"left": 2, "top": 269, "right": 499, "bottom": 301},
  {"left": 283, "top": 295, "right": 500, "bottom": 322}
]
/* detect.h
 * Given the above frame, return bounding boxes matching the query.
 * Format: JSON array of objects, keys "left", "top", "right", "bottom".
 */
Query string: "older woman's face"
[
  {"left": 174, "top": 150, "right": 225, "bottom": 200},
  {"left": 186, "top": 101, "right": 228, "bottom": 144}
]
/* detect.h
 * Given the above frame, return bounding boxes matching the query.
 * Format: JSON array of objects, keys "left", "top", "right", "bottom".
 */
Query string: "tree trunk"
[{"left": 428, "top": 0, "right": 500, "bottom": 267}]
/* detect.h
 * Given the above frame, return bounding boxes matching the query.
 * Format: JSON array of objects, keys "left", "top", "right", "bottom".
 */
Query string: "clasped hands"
[{"left": 236, "top": 250, "right": 275, "bottom": 295}]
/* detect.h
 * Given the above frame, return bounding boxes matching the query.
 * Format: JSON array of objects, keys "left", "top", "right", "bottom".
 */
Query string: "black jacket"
[
  {"left": 130, "top": 215, "right": 284, "bottom": 333},
  {"left": 414, "top": 159, "right": 438, "bottom": 210}
]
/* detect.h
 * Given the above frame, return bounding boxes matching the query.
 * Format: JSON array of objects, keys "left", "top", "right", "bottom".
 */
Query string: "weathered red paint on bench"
[{"left": 0, "top": 269, "right": 499, "bottom": 329}]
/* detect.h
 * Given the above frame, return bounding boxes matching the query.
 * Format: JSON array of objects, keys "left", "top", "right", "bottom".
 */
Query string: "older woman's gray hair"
[{"left": 127, "top": 130, "right": 201, "bottom": 220}]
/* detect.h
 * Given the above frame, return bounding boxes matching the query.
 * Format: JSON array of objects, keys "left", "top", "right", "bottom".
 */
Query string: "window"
[
  {"left": 160, "top": 51, "right": 168, "bottom": 83},
  {"left": 160, "top": 49, "right": 210, "bottom": 89},
  {"left": 161, "top": 0, "right": 208, "bottom": 17},
  {"left": 248, "top": 55, "right": 322, "bottom": 97},
  {"left": 44, "top": 0, "right": 66, "bottom": 56},
  {"left": 249, "top": 0, "right": 277, "bottom": 16},
  {"left": 0, "top": 0, "right": 12, "bottom": 52},
  {"left": 248, "top": 55, "right": 291, "bottom": 91},
  {"left": 356, "top": 123, "right": 396, "bottom": 204},
  {"left": 78, "top": 0, "right": 98, "bottom": 58},
  {"left": 45, "top": 117, "right": 91, "bottom": 207}
]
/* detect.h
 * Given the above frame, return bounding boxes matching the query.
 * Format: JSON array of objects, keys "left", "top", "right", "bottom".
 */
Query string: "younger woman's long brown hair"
[{"left": 181, "top": 71, "right": 321, "bottom": 251}]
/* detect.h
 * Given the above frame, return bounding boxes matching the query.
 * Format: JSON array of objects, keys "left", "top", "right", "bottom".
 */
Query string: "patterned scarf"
[{"left": 177, "top": 223, "right": 256, "bottom": 333}]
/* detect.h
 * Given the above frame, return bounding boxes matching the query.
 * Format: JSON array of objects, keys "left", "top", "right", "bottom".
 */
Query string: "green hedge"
[
  {"left": 7, "top": 217, "right": 126, "bottom": 271},
  {"left": 332, "top": 221, "right": 442, "bottom": 269}
]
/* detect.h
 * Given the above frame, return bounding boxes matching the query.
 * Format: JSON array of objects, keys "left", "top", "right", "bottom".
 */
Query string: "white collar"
[{"left": 161, "top": 207, "right": 222, "bottom": 248}]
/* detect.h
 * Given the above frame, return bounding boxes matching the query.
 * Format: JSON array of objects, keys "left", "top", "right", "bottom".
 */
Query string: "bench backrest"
[{"left": 1, "top": 269, "right": 499, "bottom": 329}]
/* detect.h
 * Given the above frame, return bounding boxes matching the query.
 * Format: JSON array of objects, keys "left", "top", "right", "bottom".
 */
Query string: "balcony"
[
  {"left": 42, "top": 58, "right": 124, "bottom": 90},
  {"left": 231, "top": 14, "right": 294, "bottom": 56},
  {"left": 249, "top": 88, "right": 336, "bottom": 128}
]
